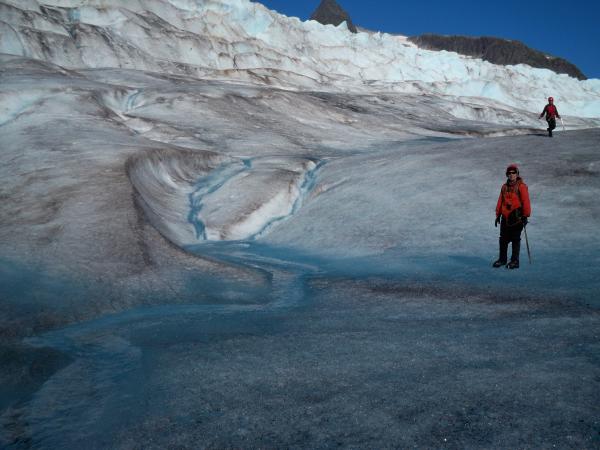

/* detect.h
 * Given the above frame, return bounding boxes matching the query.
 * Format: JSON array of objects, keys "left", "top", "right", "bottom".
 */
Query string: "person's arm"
[
  {"left": 539, "top": 105, "right": 547, "bottom": 119},
  {"left": 555, "top": 106, "right": 561, "bottom": 119},
  {"left": 519, "top": 183, "right": 531, "bottom": 217},
  {"left": 496, "top": 189, "right": 503, "bottom": 218}
]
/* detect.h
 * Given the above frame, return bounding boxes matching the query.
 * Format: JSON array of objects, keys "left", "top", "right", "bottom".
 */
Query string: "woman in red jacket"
[
  {"left": 493, "top": 164, "right": 531, "bottom": 269},
  {"left": 539, "top": 96, "right": 561, "bottom": 137}
]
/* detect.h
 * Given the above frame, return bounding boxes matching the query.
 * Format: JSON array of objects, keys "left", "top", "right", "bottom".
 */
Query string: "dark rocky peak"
[
  {"left": 408, "top": 34, "right": 586, "bottom": 80},
  {"left": 310, "top": 0, "right": 357, "bottom": 33}
]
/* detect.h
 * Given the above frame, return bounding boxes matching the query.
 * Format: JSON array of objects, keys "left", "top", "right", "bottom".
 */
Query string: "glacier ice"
[
  {"left": 0, "top": 0, "right": 598, "bottom": 117},
  {"left": 1, "top": 1, "right": 600, "bottom": 448}
]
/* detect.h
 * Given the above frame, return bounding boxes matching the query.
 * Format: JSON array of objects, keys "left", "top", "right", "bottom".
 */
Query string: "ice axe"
[{"left": 523, "top": 224, "right": 532, "bottom": 264}]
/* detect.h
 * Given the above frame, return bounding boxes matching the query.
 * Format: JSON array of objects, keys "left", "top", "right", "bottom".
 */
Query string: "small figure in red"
[{"left": 539, "top": 96, "right": 561, "bottom": 137}]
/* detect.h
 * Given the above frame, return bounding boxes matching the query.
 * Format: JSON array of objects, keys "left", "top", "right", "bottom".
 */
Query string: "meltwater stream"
[{"left": 15, "top": 257, "right": 306, "bottom": 447}]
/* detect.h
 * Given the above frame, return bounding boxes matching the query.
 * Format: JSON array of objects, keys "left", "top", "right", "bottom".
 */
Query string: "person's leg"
[
  {"left": 493, "top": 220, "right": 509, "bottom": 267},
  {"left": 507, "top": 224, "right": 523, "bottom": 269},
  {"left": 508, "top": 240, "right": 520, "bottom": 268},
  {"left": 548, "top": 118, "right": 556, "bottom": 136}
]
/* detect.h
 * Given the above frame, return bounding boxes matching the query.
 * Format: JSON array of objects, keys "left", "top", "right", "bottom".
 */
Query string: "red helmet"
[
  {"left": 548, "top": 96, "right": 554, "bottom": 102},
  {"left": 506, "top": 164, "right": 519, "bottom": 175}
]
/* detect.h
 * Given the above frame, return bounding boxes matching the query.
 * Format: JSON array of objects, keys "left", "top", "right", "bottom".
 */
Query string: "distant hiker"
[
  {"left": 539, "top": 97, "right": 561, "bottom": 137},
  {"left": 493, "top": 164, "right": 531, "bottom": 269}
]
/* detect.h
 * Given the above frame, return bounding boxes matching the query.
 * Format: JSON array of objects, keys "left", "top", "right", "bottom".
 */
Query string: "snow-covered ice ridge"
[{"left": 1, "top": 0, "right": 599, "bottom": 118}]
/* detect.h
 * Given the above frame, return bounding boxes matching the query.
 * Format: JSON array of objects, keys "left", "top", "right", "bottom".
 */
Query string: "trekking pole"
[
  {"left": 523, "top": 225, "right": 532, "bottom": 264},
  {"left": 560, "top": 117, "right": 566, "bottom": 131}
]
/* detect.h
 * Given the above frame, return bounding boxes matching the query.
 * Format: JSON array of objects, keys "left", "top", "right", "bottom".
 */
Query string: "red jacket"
[
  {"left": 496, "top": 178, "right": 531, "bottom": 220},
  {"left": 540, "top": 104, "right": 560, "bottom": 119}
]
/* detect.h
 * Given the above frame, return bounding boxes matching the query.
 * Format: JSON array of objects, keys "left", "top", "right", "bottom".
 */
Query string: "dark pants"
[
  {"left": 499, "top": 219, "right": 523, "bottom": 263},
  {"left": 547, "top": 117, "right": 556, "bottom": 136}
]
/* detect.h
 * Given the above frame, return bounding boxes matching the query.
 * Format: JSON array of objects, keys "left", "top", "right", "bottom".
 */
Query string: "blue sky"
[{"left": 256, "top": 0, "right": 600, "bottom": 80}]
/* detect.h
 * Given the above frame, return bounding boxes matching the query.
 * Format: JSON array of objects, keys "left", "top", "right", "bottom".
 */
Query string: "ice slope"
[{"left": 1, "top": 0, "right": 600, "bottom": 118}]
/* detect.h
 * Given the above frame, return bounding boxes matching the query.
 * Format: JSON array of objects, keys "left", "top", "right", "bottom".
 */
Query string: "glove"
[
  {"left": 495, "top": 215, "right": 501, "bottom": 227},
  {"left": 522, "top": 217, "right": 528, "bottom": 226}
]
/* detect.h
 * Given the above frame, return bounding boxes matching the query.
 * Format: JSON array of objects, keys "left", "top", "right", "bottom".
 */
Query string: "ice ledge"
[
  {"left": 127, "top": 149, "right": 321, "bottom": 247},
  {"left": 189, "top": 156, "right": 321, "bottom": 242}
]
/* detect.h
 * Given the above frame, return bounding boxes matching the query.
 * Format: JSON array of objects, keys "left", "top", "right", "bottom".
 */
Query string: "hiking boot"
[
  {"left": 493, "top": 259, "right": 507, "bottom": 268},
  {"left": 549, "top": 129, "right": 553, "bottom": 137},
  {"left": 507, "top": 260, "right": 519, "bottom": 269}
]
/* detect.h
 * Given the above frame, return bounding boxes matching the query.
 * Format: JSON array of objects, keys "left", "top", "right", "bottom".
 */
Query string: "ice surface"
[
  {"left": 189, "top": 157, "right": 318, "bottom": 241},
  {"left": 127, "top": 147, "right": 229, "bottom": 246},
  {"left": 1, "top": 1, "right": 599, "bottom": 447},
  {"left": 0, "top": 21, "right": 27, "bottom": 57}
]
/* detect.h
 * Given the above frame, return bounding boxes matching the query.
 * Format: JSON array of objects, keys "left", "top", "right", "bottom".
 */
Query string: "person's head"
[
  {"left": 548, "top": 96, "right": 554, "bottom": 104},
  {"left": 506, "top": 164, "right": 519, "bottom": 181}
]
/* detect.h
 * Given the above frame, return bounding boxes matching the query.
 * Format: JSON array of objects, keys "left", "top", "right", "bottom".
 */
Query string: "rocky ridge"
[{"left": 409, "top": 34, "right": 586, "bottom": 80}]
